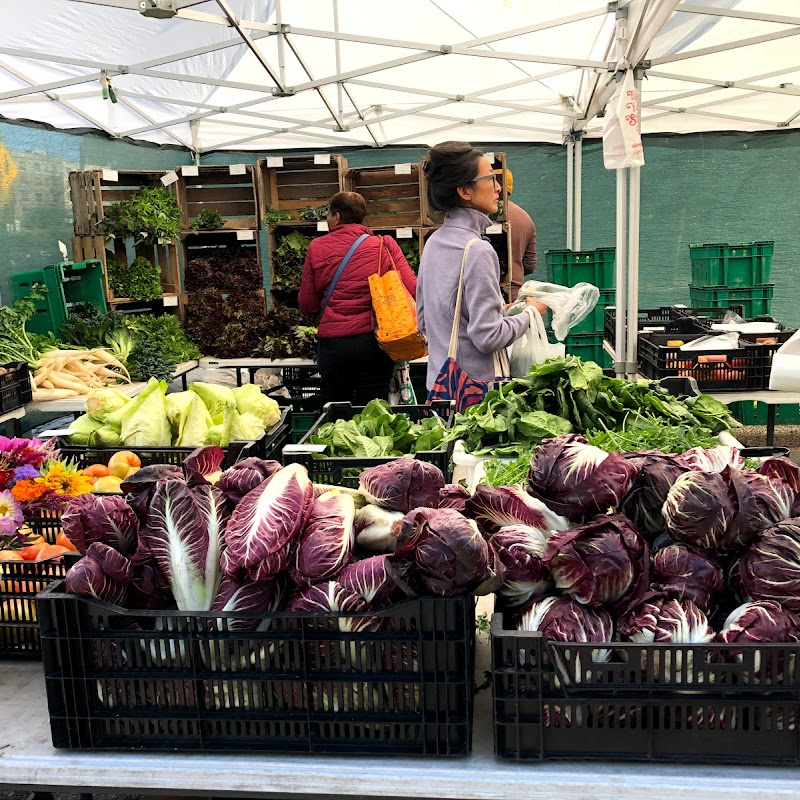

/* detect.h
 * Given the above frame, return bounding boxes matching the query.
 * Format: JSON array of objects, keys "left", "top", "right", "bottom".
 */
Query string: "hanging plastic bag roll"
[{"left": 506, "top": 280, "right": 600, "bottom": 341}]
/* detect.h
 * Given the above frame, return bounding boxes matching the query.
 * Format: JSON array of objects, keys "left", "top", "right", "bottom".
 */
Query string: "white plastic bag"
[
  {"left": 679, "top": 332, "right": 740, "bottom": 351},
  {"left": 507, "top": 280, "right": 600, "bottom": 341},
  {"left": 510, "top": 308, "right": 565, "bottom": 377},
  {"left": 603, "top": 69, "right": 644, "bottom": 169}
]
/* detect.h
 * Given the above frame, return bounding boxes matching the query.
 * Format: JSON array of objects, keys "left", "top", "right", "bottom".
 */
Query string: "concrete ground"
[{"left": 733, "top": 424, "right": 800, "bottom": 463}]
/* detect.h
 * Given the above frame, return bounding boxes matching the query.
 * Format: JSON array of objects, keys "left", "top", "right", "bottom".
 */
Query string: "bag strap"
[
  {"left": 377, "top": 236, "right": 399, "bottom": 277},
  {"left": 319, "top": 233, "right": 369, "bottom": 320},
  {"left": 447, "top": 238, "right": 480, "bottom": 360}
]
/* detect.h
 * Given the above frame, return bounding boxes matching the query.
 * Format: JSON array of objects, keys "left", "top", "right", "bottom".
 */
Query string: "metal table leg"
[{"left": 766, "top": 404, "right": 776, "bottom": 447}]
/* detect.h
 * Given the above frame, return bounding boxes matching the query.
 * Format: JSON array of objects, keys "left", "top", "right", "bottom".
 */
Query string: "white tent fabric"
[{"left": 0, "top": 1, "right": 798, "bottom": 151}]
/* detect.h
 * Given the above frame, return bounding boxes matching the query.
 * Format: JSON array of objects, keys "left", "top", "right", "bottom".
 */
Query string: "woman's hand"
[{"left": 524, "top": 297, "right": 549, "bottom": 316}]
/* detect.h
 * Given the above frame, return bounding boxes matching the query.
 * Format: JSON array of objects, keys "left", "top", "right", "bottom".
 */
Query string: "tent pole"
[
  {"left": 566, "top": 140, "right": 574, "bottom": 249},
  {"left": 276, "top": 0, "right": 286, "bottom": 87},
  {"left": 333, "top": 0, "right": 344, "bottom": 126},
  {"left": 574, "top": 136, "right": 582, "bottom": 250},
  {"left": 625, "top": 69, "right": 644, "bottom": 381},
  {"left": 615, "top": 167, "right": 627, "bottom": 378}
]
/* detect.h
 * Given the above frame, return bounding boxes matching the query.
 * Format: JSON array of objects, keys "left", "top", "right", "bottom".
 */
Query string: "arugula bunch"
[
  {"left": 447, "top": 356, "right": 739, "bottom": 457},
  {"left": 310, "top": 399, "right": 446, "bottom": 458}
]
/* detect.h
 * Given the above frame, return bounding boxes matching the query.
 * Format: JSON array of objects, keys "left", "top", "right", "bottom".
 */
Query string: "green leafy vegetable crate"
[
  {"left": 39, "top": 585, "right": 475, "bottom": 755},
  {"left": 283, "top": 401, "right": 454, "bottom": 487},
  {"left": 689, "top": 284, "right": 774, "bottom": 319},
  {"left": 545, "top": 247, "right": 615, "bottom": 289},
  {"left": 175, "top": 164, "right": 259, "bottom": 231},
  {"left": 492, "top": 613, "right": 800, "bottom": 764},
  {"left": 10, "top": 260, "right": 106, "bottom": 337},
  {"left": 690, "top": 241, "right": 774, "bottom": 288}
]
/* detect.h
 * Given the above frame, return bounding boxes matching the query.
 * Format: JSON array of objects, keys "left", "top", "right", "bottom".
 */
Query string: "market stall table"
[
  {"left": 0, "top": 405, "right": 26, "bottom": 436},
  {"left": 1, "top": 658, "right": 799, "bottom": 800},
  {"left": 707, "top": 390, "right": 800, "bottom": 448}
]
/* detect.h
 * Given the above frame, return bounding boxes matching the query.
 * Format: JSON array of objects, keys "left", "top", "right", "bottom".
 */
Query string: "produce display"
[
  {"left": 252, "top": 305, "right": 317, "bottom": 360},
  {"left": 309, "top": 399, "right": 447, "bottom": 458},
  {"left": 67, "top": 379, "right": 282, "bottom": 449},
  {"left": 184, "top": 248, "right": 262, "bottom": 293},
  {"left": 59, "top": 453, "right": 499, "bottom": 616},
  {"left": 31, "top": 348, "right": 131, "bottom": 401},
  {"left": 81, "top": 451, "right": 142, "bottom": 494},
  {"left": 184, "top": 289, "right": 267, "bottom": 358},
  {"left": 97, "top": 186, "right": 182, "bottom": 244},
  {"left": 271, "top": 230, "right": 311, "bottom": 293},
  {"left": 447, "top": 356, "right": 737, "bottom": 458},
  {"left": 107, "top": 255, "right": 162, "bottom": 301}
]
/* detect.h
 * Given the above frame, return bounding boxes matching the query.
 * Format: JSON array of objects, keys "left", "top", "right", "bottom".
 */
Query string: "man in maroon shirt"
[{"left": 495, "top": 168, "right": 537, "bottom": 301}]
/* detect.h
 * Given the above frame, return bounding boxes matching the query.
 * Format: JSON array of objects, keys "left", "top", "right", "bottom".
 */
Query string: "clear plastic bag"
[
  {"left": 506, "top": 280, "right": 600, "bottom": 341},
  {"left": 509, "top": 308, "right": 565, "bottom": 377}
]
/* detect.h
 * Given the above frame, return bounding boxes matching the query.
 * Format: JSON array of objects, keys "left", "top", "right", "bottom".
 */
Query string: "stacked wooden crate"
[
  {"left": 68, "top": 169, "right": 182, "bottom": 310},
  {"left": 257, "top": 154, "right": 348, "bottom": 307}
]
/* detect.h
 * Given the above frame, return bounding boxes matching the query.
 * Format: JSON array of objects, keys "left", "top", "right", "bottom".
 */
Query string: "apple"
[
  {"left": 107, "top": 451, "right": 142, "bottom": 480},
  {"left": 93, "top": 475, "right": 124, "bottom": 493}
]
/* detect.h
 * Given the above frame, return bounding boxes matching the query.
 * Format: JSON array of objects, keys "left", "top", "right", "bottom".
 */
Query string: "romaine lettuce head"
[
  {"left": 358, "top": 457, "right": 444, "bottom": 513},
  {"left": 544, "top": 513, "right": 649, "bottom": 613},
  {"left": 189, "top": 381, "right": 237, "bottom": 424},
  {"left": 231, "top": 383, "right": 282, "bottom": 430},
  {"left": 527, "top": 434, "right": 638, "bottom": 522},
  {"left": 85, "top": 387, "right": 130, "bottom": 423},
  {"left": 165, "top": 391, "right": 213, "bottom": 447}
]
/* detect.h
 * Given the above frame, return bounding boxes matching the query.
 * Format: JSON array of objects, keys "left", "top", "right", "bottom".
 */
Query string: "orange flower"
[{"left": 11, "top": 479, "right": 48, "bottom": 503}]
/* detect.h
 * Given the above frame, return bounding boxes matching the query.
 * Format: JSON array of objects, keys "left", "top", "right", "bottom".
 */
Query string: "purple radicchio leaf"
[
  {"left": 290, "top": 489, "right": 355, "bottom": 587},
  {"left": 222, "top": 463, "right": 314, "bottom": 582},
  {"left": 210, "top": 574, "right": 284, "bottom": 632},
  {"left": 650, "top": 541, "right": 723, "bottom": 614},
  {"left": 489, "top": 524, "right": 553, "bottom": 608},
  {"left": 216, "top": 458, "right": 282, "bottom": 504},
  {"left": 183, "top": 445, "right": 225, "bottom": 487},
  {"left": 464, "top": 484, "right": 569, "bottom": 535},
  {"left": 395, "top": 507, "right": 492, "bottom": 596},
  {"left": 718, "top": 600, "right": 799, "bottom": 646},
  {"left": 146, "top": 481, "right": 228, "bottom": 611},
  {"left": 527, "top": 434, "right": 638, "bottom": 522},
  {"left": 121, "top": 464, "right": 185, "bottom": 524},
  {"left": 337, "top": 555, "right": 412, "bottom": 607},
  {"left": 289, "top": 580, "right": 379, "bottom": 633},
  {"left": 438, "top": 484, "right": 472, "bottom": 512},
  {"left": 760, "top": 457, "right": 800, "bottom": 517},
  {"left": 358, "top": 457, "right": 445, "bottom": 513},
  {"left": 64, "top": 545, "right": 132, "bottom": 606},
  {"left": 544, "top": 513, "right": 649, "bottom": 614},
  {"left": 677, "top": 445, "right": 745, "bottom": 473},
  {"left": 61, "top": 493, "right": 140, "bottom": 556}
]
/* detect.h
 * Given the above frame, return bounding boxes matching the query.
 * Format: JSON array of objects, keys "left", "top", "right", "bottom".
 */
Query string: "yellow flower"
[{"left": 37, "top": 461, "right": 93, "bottom": 497}]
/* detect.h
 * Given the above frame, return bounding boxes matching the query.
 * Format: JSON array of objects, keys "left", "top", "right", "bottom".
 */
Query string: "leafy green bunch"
[
  {"left": 189, "top": 208, "right": 225, "bottom": 231},
  {"left": 107, "top": 255, "right": 163, "bottom": 301},
  {"left": 272, "top": 230, "right": 312, "bottom": 292},
  {"left": 263, "top": 204, "right": 294, "bottom": 225}
]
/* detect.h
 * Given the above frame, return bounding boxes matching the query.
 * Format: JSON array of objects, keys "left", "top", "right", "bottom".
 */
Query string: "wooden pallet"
[
  {"left": 258, "top": 155, "right": 347, "bottom": 223},
  {"left": 69, "top": 169, "right": 175, "bottom": 236},
  {"left": 175, "top": 165, "right": 260, "bottom": 231},
  {"left": 72, "top": 234, "right": 181, "bottom": 307},
  {"left": 344, "top": 163, "right": 428, "bottom": 228}
]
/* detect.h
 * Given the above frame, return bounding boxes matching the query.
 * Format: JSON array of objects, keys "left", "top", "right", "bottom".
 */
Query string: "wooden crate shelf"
[
  {"left": 175, "top": 165, "right": 260, "bottom": 232},
  {"left": 181, "top": 230, "right": 263, "bottom": 294},
  {"left": 69, "top": 169, "right": 176, "bottom": 236},
  {"left": 344, "top": 163, "right": 428, "bottom": 228},
  {"left": 258, "top": 155, "right": 347, "bottom": 223}
]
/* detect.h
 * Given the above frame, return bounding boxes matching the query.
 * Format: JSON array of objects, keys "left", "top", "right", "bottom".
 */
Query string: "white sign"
[
  {"left": 236, "top": 229, "right": 255, "bottom": 241},
  {"left": 484, "top": 151, "right": 495, "bottom": 164},
  {"left": 314, "top": 154, "right": 331, "bottom": 165},
  {"left": 101, "top": 168, "right": 118, "bottom": 182},
  {"left": 163, "top": 295, "right": 179, "bottom": 307},
  {"left": 266, "top": 156, "right": 284, "bottom": 168},
  {"left": 283, "top": 443, "right": 327, "bottom": 454},
  {"left": 229, "top": 163, "right": 247, "bottom": 176},
  {"left": 486, "top": 223, "right": 503, "bottom": 235},
  {"left": 396, "top": 227, "right": 413, "bottom": 239},
  {"left": 317, "top": 221, "right": 329, "bottom": 232},
  {"left": 182, "top": 165, "right": 199, "bottom": 177},
  {"left": 160, "top": 170, "right": 179, "bottom": 186},
  {"left": 394, "top": 163, "right": 412, "bottom": 175}
]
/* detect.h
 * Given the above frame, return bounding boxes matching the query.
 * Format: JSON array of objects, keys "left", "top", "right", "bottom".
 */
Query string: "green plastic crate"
[
  {"left": 729, "top": 401, "right": 800, "bottom": 426},
  {"left": 10, "top": 260, "right": 106, "bottom": 336},
  {"left": 569, "top": 289, "right": 615, "bottom": 335},
  {"left": 689, "top": 284, "right": 773, "bottom": 319},
  {"left": 690, "top": 241, "right": 773, "bottom": 288},
  {"left": 291, "top": 410, "right": 320, "bottom": 444},
  {"left": 545, "top": 247, "right": 615, "bottom": 289},
  {"left": 564, "top": 333, "right": 611, "bottom": 368}
]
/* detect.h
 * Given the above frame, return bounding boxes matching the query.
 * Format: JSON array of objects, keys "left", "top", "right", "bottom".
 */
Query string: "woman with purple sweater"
[{"left": 417, "top": 141, "right": 546, "bottom": 394}]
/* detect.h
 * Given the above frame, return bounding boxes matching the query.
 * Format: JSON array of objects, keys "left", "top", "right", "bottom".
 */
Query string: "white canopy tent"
[{"left": 1, "top": 0, "right": 798, "bottom": 374}]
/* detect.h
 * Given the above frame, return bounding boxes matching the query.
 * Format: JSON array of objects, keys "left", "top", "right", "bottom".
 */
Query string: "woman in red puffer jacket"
[{"left": 298, "top": 191, "right": 417, "bottom": 406}]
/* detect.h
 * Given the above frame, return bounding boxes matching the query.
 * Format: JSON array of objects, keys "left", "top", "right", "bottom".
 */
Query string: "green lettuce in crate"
[{"left": 310, "top": 399, "right": 446, "bottom": 458}]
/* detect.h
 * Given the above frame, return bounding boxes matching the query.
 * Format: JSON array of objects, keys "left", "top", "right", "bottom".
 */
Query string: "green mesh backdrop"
[{"left": 1, "top": 120, "right": 798, "bottom": 325}]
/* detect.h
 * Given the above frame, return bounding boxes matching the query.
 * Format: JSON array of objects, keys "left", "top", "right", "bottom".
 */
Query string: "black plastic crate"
[
  {"left": 283, "top": 401, "right": 454, "bottom": 487},
  {"left": 0, "top": 553, "right": 79, "bottom": 659},
  {"left": 739, "top": 330, "right": 798, "bottom": 390},
  {"left": 0, "top": 361, "right": 32, "bottom": 413},
  {"left": 491, "top": 614, "right": 800, "bottom": 764},
  {"left": 54, "top": 408, "right": 291, "bottom": 469},
  {"left": 39, "top": 584, "right": 475, "bottom": 755},
  {"left": 25, "top": 508, "right": 68, "bottom": 545},
  {"left": 637, "top": 331, "right": 760, "bottom": 391},
  {"left": 604, "top": 307, "right": 710, "bottom": 349}
]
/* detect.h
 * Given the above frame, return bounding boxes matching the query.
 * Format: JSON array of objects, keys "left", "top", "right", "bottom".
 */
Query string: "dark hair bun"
[{"left": 424, "top": 141, "right": 483, "bottom": 212}]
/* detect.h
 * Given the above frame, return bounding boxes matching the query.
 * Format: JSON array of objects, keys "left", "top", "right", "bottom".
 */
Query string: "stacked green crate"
[
  {"left": 545, "top": 247, "right": 615, "bottom": 368},
  {"left": 689, "top": 241, "right": 774, "bottom": 318},
  {"left": 729, "top": 401, "right": 800, "bottom": 427}
]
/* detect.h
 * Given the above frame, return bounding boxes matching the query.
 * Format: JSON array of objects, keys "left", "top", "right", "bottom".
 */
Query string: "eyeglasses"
[{"left": 472, "top": 173, "right": 498, "bottom": 186}]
